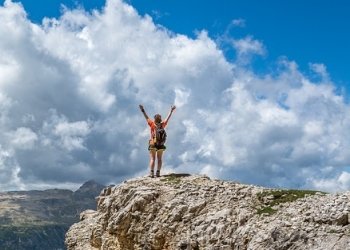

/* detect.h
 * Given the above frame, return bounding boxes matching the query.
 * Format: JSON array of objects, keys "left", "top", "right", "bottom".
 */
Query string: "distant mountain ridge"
[{"left": 0, "top": 180, "right": 105, "bottom": 250}]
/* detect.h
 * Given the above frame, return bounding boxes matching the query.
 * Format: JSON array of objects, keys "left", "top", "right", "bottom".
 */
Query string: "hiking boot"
[
  {"left": 156, "top": 170, "right": 160, "bottom": 177},
  {"left": 149, "top": 170, "right": 154, "bottom": 178}
]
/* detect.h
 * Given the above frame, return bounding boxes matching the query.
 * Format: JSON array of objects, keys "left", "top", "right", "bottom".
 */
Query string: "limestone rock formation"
[{"left": 65, "top": 174, "right": 350, "bottom": 250}]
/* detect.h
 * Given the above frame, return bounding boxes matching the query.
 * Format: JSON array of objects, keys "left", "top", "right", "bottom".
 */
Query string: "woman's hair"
[{"left": 154, "top": 114, "right": 162, "bottom": 123}]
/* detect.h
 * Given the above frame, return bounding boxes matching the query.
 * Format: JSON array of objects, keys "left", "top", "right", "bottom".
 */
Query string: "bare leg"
[
  {"left": 156, "top": 150, "right": 164, "bottom": 177},
  {"left": 149, "top": 150, "right": 156, "bottom": 177}
]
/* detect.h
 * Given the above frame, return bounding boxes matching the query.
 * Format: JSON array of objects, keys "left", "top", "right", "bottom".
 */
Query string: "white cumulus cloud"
[
  {"left": 0, "top": 0, "right": 349, "bottom": 192},
  {"left": 231, "top": 18, "right": 246, "bottom": 28},
  {"left": 9, "top": 127, "right": 38, "bottom": 149},
  {"left": 232, "top": 36, "right": 265, "bottom": 63}
]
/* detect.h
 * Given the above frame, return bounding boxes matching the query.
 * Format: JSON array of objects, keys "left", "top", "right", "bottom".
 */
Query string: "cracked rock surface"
[{"left": 65, "top": 174, "right": 350, "bottom": 250}]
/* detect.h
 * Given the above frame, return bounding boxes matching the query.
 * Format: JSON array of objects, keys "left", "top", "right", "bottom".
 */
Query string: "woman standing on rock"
[{"left": 139, "top": 104, "right": 176, "bottom": 178}]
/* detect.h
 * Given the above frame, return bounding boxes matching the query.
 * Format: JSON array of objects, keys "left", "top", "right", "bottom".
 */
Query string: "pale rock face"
[{"left": 65, "top": 175, "right": 350, "bottom": 250}]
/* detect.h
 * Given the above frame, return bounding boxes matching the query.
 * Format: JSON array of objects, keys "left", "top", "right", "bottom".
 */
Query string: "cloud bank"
[{"left": 1, "top": 0, "right": 350, "bottom": 192}]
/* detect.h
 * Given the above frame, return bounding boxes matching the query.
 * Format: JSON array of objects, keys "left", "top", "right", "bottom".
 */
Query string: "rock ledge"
[{"left": 65, "top": 174, "right": 350, "bottom": 250}]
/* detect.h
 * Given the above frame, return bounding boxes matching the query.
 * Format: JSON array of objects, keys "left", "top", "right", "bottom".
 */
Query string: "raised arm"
[
  {"left": 139, "top": 104, "right": 149, "bottom": 121},
  {"left": 164, "top": 105, "right": 176, "bottom": 124}
]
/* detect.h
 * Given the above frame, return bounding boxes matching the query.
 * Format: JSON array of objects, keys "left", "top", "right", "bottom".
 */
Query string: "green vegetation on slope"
[
  {"left": 160, "top": 173, "right": 191, "bottom": 185},
  {"left": 256, "top": 189, "right": 326, "bottom": 215},
  {"left": 0, "top": 225, "right": 69, "bottom": 250}
]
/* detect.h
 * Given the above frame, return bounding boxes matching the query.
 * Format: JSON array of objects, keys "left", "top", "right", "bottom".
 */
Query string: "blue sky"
[
  {"left": 2, "top": 0, "right": 350, "bottom": 192},
  {"left": 17, "top": 0, "right": 350, "bottom": 91}
]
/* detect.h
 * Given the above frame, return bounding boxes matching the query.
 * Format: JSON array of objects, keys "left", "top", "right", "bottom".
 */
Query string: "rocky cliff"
[
  {"left": 0, "top": 180, "right": 105, "bottom": 250},
  {"left": 65, "top": 174, "right": 350, "bottom": 250}
]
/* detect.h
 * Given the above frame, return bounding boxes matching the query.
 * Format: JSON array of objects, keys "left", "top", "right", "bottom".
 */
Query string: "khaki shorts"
[{"left": 148, "top": 141, "right": 166, "bottom": 152}]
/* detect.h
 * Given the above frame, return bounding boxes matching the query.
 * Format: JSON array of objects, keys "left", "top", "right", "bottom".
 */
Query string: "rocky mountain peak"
[
  {"left": 73, "top": 180, "right": 105, "bottom": 201},
  {"left": 75, "top": 179, "right": 104, "bottom": 192},
  {"left": 65, "top": 174, "right": 350, "bottom": 250}
]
